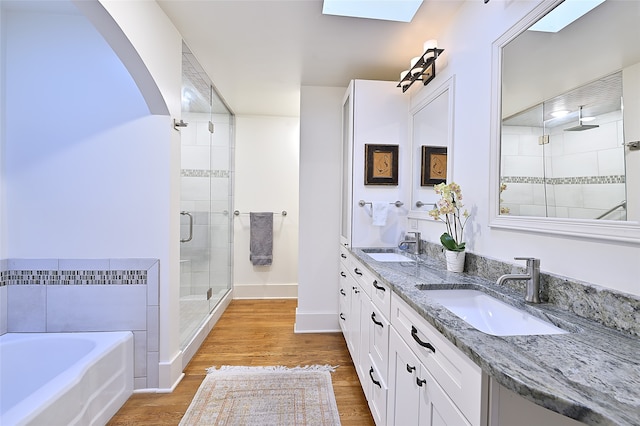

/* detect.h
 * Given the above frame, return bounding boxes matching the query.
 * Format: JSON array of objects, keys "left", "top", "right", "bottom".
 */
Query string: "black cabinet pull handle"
[
  {"left": 354, "top": 268, "right": 363, "bottom": 276},
  {"left": 406, "top": 364, "right": 416, "bottom": 373},
  {"left": 416, "top": 377, "right": 426, "bottom": 387},
  {"left": 340, "top": 271, "right": 346, "bottom": 278},
  {"left": 371, "top": 312, "right": 384, "bottom": 328},
  {"left": 369, "top": 367, "right": 381, "bottom": 388},
  {"left": 411, "top": 326, "right": 436, "bottom": 353},
  {"left": 353, "top": 287, "right": 360, "bottom": 294},
  {"left": 341, "top": 253, "right": 347, "bottom": 259},
  {"left": 372, "top": 280, "right": 386, "bottom": 292},
  {"left": 340, "top": 289, "right": 346, "bottom": 296},
  {"left": 340, "top": 313, "right": 346, "bottom": 321}
]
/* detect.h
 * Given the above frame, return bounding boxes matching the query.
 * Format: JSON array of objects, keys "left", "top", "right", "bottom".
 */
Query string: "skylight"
[
  {"left": 528, "top": 0, "right": 605, "bottom": 33},
  {"left": 322, "top": 0, "right": 423, "bottom": 23}
]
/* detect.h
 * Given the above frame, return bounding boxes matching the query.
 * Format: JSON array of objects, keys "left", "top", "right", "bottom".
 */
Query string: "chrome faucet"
[
  {"left": 399, "top": 232, "right": 422, "bottom": 255},
  {"left": 496, "top": 257, "right": 541, "bottom": 304}
]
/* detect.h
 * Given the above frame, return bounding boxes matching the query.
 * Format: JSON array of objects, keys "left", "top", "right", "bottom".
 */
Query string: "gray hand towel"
[{"left": 250, "top": 212, "right": 273, "bottom": 266}]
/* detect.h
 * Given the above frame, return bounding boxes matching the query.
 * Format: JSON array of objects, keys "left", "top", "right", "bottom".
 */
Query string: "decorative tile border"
[
  {"left": 501, "top": 175, "right": 625, "bottom": 185},
  {"left": 1, "top": 269, "right": 147, "bottom": 286},
  {"left": 501, "top": 176, "right": 546, "bottom": 184},
  {"left": 181, "top": 169, "right": 229, "bottom": 178}
]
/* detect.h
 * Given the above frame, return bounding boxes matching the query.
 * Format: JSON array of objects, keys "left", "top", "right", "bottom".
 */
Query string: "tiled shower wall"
[
  {"left": 180, "top": 111, "right": 233, "bottom": 298},
  {"left": 501, "top": 110, "right": 625, "bottom": 219},
  {"left": 0, "top": 258, "right": 159, "bottom": 390}
]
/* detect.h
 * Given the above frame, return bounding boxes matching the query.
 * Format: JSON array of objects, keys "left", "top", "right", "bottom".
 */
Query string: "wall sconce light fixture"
[{"left": 398, "top": 39, "right": 443, "bottom": 93}]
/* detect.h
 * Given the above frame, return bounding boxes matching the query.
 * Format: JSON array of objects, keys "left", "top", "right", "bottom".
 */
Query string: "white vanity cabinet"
[
  {"left": 339, "top": 253, "right": 489, "bottom": 426},
  {"left": 338, "top": 247, "right": 351, "bottom": 336},
  {"left": 341, "top": 255, "right": 598, "bottom": 426},
  {"left": 388, "top": 328, "right": 471, "bottom": 426},
  {"left": 390, "top": 294, "right": 487, "bottom": 426},
  {"left": 340, "top": 248, "right": 377, "bottom": 392},
  {"left": 339, "top": 248, "right": 360, "bottom": 357},
  {"left": 345, "top": 255, "right": 393, "bottom": 426}
]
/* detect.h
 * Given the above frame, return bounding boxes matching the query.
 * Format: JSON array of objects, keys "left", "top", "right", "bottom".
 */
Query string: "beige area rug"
[{"left": 179, "top": 365, "right": 342, "bottom": 426}]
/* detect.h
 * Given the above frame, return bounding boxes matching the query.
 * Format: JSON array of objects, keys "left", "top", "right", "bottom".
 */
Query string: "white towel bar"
[{"left": 234, "top": 210, "right": 287, "bottom": 216}]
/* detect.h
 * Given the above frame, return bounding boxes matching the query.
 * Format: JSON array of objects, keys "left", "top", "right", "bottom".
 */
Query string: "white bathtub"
[{"left": 0, "top": 331, "right": 134, "bottom": 426}]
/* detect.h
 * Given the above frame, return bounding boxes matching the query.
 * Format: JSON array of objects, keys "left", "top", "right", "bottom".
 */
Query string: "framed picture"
[
  {"left": 421, "top": 146, "right": 447, "bottom": 186},
  {"left": 365, "top": 144, "right": 399, "bottom": 186}
]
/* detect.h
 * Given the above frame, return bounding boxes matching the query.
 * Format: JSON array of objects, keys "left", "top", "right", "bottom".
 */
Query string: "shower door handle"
[{"left": 180, "top": 211, "right": 193, "bottom": 243}]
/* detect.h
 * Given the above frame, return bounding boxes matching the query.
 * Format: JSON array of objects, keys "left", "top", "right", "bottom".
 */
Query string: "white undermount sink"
[
  {"left": 366, "top": 252, "right": 415, "bottom": 262},
  {"left": 424, "top": 289, "right": 567, "bottom": 336}
]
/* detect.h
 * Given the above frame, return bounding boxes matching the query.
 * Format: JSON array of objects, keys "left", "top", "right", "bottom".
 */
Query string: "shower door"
[{"left": 180, "top": 43, "right": 234, "bottom": 349}]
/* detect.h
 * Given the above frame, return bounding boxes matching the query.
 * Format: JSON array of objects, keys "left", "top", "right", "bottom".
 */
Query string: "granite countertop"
[{"left": 350, "top": 248, "right": 640, "bottom": 426}]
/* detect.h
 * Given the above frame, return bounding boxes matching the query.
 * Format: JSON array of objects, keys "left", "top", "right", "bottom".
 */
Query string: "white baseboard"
[
  {"left": 158, "top": 351, "right": 184, "bottom": 392},
  {"left": 233, "top": 283, "right": 298, "bottom": 299},
  {"left": 294, "top": 308, "right": 340, "bottom": 333}
]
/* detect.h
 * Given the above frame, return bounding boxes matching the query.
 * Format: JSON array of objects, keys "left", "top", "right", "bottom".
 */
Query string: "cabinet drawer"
[
  {"left": 369, "top": 275, "right": 392, "bottom": 319},
  {"left": 391, "top": 294, "right": 486, "bottom": 425},
  {"left": 350, "top": 257, "right": 372, "bottom": 298},
  {"left": 339, "top": 245, "right": 350, "bottom": 264}
]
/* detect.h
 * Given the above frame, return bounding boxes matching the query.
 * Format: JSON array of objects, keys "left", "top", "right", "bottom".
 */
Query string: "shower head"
[
  {"left": 564, "top": 106, "right": 599, "bottom": 132},
  {"left": 564, "top": 124, "right": 600, "bottom": 131}
]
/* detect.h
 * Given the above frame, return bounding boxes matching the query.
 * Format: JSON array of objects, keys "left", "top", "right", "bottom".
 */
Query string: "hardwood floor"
[{"left": 107, "top": 299, "right": 374, "bottom": 425}]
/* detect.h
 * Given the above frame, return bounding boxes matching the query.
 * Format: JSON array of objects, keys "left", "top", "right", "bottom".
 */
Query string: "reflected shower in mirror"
[
  {"left": 500, "top": 72, "right": 626, "bottom": 220},
  {"left": 499, "top": 0, "right": 640, "bottom": 222}
]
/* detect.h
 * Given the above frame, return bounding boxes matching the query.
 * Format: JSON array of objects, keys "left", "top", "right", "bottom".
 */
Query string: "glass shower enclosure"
[{"left": 179, "top": 42, "right": 234, "bottom": 349}]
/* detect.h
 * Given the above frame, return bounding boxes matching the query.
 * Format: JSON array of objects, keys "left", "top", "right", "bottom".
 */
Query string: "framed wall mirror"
[
  {"left": 409, "top": 76, "right": 455, "bottom": 218},
  {"left": 489, "top": 0, "right": 640, "bottom": 243}
]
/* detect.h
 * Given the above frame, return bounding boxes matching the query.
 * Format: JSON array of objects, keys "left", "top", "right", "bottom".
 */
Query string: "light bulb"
[
  {"left": 423, "top": 39, "right": 438, "bottom": 51},
  {"left": 423, "top": 39, "right": 438, "bottom": 59}
]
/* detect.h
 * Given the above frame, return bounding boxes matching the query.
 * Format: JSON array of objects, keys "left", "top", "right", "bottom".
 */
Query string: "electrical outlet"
[{"left": 409, "top": 219, "right": 418, "bottom": 229}]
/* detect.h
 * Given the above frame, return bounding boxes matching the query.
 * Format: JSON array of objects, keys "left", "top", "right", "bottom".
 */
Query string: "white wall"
[
  {"left": 95, "top": 0, "right": 184, "bottom": 389},
  {"left": 233, "top": 115, "right": 299, "bottom": 298},
  {"left": 296, "top": 86, "right": 345, "bottom": 332},
  {"left": 0, "top": 2, "right": 6, "bottom": 335},
  {"left": 3, "top": 9, "right": 153, "bottom": 253},
  {"left": 407, "top": 0, "right": 639, "bottom": 295}
]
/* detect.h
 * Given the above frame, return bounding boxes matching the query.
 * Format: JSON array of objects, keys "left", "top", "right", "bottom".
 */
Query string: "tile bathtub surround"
[
  {"left": 419, "top": 240, "right": 640, "bottom": 338},
  {"left": 0, "top": 258, "right": 160, "bottom": 389}
]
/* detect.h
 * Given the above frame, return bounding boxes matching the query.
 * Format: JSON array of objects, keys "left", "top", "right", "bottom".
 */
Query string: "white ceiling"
[{"left": 157, "top": 0, "right": 465, "bottom": 116}]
